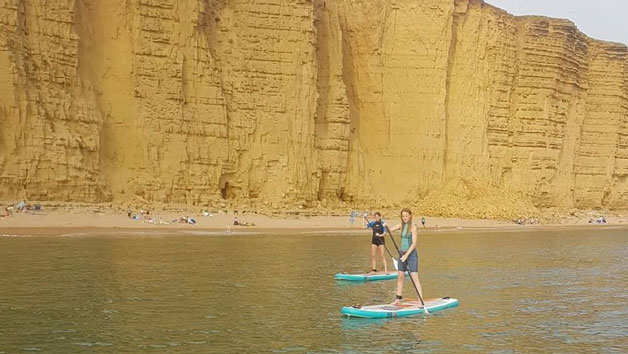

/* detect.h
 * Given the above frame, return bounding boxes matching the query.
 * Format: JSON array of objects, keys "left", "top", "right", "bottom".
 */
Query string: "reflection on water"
[{"left": 1, "top": 229, "right": 627, "bottom": 353}]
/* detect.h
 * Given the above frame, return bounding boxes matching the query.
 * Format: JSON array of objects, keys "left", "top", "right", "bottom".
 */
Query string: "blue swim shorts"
[{"left": 398, "top": 249, "right": 418, "bottom": 273}]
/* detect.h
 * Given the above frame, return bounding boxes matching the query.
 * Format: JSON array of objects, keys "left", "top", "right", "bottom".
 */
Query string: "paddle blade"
[{"left": 392, "top": 258, "right": 399, "bottom": 271}]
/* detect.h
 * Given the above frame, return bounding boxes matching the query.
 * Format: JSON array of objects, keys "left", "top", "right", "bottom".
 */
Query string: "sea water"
[{"left": 1, "top": 228, "right": 626, "bottom": 353}]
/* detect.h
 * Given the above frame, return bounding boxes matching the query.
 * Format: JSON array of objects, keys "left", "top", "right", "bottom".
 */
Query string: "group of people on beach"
[
  {"left": 233, "top": 211, "right": 254, "bottom": 226},
  {"left": 363, "top": 208, "right": 424, "bottom": 306},
  {"left": 2, "top": 200, "right": 42, "bottom": 218},
  {"left": 125, "top": 208, "right": 197, "bottom": 225}
]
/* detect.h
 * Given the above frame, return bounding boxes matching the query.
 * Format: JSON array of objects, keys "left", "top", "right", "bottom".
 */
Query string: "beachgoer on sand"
[
  {"left": 15, "top": 200, "right": 26, "bottom": 212},
  {"left": 349, "top": 211, "right": 361, "bottom": 225},
  {"left": 363, "top": 212, "right": 388, "bottom": 274},
  {"left": 388, "top": 208, "right": 424, "bottom": 306}
]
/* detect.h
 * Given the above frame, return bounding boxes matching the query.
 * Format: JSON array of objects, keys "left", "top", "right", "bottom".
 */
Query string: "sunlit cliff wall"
[{"left": 0, "top": 0, "right": 627, "bottom": 217}]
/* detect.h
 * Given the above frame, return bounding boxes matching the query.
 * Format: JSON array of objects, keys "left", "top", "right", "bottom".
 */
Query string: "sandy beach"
[{"left": 1, "top": 202, "right": 627, "bottom": 237}]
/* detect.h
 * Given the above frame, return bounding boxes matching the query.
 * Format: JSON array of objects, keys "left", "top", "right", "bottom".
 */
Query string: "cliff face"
[{"left": 0, "top": 0, "right": 627, "bottom": 217}]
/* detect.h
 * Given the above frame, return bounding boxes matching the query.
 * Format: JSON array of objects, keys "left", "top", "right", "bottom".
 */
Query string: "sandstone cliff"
[{"left": 0, "top": 0, "right": 627, "bottom": 218}]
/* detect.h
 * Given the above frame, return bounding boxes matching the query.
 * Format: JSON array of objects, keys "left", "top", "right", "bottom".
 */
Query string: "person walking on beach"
[
  {"left": 388, "top": 208, "right": 424, "bottom": 306},
  {"left": 363, "top": 212, "right": 388, "bottom": 274}
]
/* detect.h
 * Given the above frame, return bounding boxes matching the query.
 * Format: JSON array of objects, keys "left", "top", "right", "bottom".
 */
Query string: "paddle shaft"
[{"left": 385, "top": 224, "right": 426, "bottom": 308}]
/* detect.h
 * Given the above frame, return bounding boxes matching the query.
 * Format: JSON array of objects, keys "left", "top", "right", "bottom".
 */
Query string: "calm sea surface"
[{"left": 1, "top": 228, "right": 627, "bottom": 353}]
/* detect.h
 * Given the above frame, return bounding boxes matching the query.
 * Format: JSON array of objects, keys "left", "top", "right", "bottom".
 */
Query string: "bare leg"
[
  {"left": 410, "top": 272, "right": 424, "bottom": 305},
  {"left": 378, "top": 245, "right": 388, "bottom": 273},
  {"left": 390, "top": 271, "right": 405, "bottom": 305},
  {"left": 370, "top": 244, "right": 377, "bottom": 272}
]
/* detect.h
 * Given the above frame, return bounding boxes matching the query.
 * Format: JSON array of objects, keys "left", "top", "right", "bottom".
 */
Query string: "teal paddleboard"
[
  {"left": 334, "top": 272, "right": 403, "bottom": 282},
  {"left": 341, "top": 297, "right": 459, "bottom": 318}
]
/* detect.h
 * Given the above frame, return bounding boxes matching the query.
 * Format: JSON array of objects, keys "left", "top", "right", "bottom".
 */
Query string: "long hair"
[{"left": 400, "top": 208, "right": 413, "bottom": 235}]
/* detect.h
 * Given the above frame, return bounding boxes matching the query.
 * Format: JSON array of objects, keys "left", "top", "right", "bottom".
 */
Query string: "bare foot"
[{"left": 389, "top": 299, "right": 402, "bottom": 306}]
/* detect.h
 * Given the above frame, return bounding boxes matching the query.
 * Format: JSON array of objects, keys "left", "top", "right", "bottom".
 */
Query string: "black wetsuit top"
[{"left": 369, "top": 220, "right": 386, "bottom": 246}]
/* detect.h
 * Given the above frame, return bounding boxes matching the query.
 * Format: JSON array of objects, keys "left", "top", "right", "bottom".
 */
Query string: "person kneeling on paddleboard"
[
  {"left": 388, "top": 208, "right": 424, "bottom": 306},
  {"left": 363, "top": 212, "right": 388, "bottom": 274}
]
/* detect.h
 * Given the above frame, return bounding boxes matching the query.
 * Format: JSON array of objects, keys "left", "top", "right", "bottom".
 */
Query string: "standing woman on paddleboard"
[
  {"left": 363, "top": 212, "right": 388, "bottom": 274},
  {"left": 388, "top": 208, "right": 424, "bottom": 306}
]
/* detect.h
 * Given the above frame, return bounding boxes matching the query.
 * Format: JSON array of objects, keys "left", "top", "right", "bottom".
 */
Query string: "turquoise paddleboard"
[
  {"left": 334, "top": 272, "right": 403, "bottom": 282},
  {"left": 341, "top": 297, "right": 459, "bottom": 318}
]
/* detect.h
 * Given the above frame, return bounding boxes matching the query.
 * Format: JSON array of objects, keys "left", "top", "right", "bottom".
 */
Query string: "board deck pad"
[
  {"left": 334, "top": 272, "right": 405, "bottom": 282},
  {"left": 341, "top": 297, "right": 459, "bottom": 318}
]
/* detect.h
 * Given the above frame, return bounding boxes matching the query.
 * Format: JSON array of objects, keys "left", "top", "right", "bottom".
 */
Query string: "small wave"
[
  {"left": 51, "top": 329, "right": 77, "bottom": 333},
  {"left": 174, "top": 230, "right": 258, "bottom": 236},
  {"left": 301, "top": 230, "right": 364, "bottom": 235},
  {"left": 74, "top": 342, "right": 113, "bottom": 347}
]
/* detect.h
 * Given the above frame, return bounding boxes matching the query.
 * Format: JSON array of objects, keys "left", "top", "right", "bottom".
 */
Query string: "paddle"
[
  {"left": 384, "top": 224, "right": 428, "bottom": 312},
  {"left": 363, "top": 216, "right": 398, "bottom": 271}
]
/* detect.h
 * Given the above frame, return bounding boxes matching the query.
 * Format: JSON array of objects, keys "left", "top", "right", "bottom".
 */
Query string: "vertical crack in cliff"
[
  {"left": 0, "top": 1, "right": 19, "bottom": 176},
  {"left": 74, "top": 0, "right": 113, "bottom": 201},
  {"left": 503, "top": 19, "right": 525, "bottom": 189},
  {"left": 313, "top": 0, "right": 352, "bottom": 203},
  {"left": 550, "top": 26, "right": 589, "bottom": 209},
  {"left": 339, "top": 5, "right": 360, "bottom": 203},
  {"left": 379, "top": 0, "right": 394, "bottom": 143},
  {"left": 11, "top": 1, "right": 30, "bottom": 170},
  {"left": 313, "top": 0, "right": 331, "bottom": 201},
  {"left": 200, "top": 0, "right": 235, "bottom": 202},
  {"left": 442, "top": 0, "right": 468, "bottom": 182}
]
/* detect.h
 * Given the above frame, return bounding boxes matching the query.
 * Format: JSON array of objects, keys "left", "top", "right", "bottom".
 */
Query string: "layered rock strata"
[{"left": 0, "top": 0, "right": 627, "bottom": 217}]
